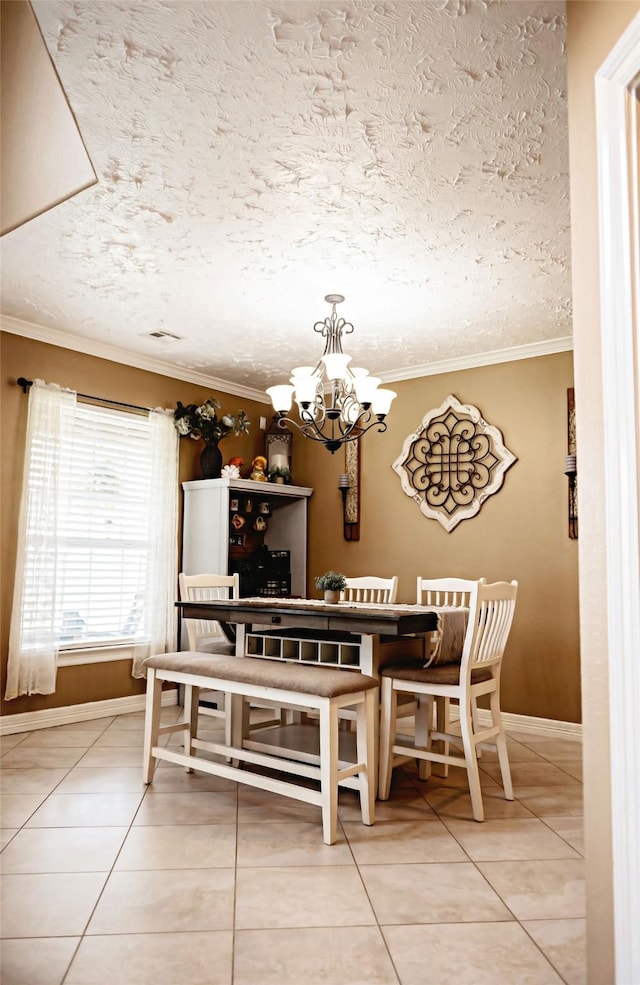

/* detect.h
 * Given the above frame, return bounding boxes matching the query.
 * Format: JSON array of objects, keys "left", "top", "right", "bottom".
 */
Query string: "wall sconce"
[
  {"left": 565, "top": 387, "right": 578, "bottom": 540},
  {"left": 338, "top": 473, "right": 350, "bottom": 498},
  {"left": 338, "top": 469, "right": 360, "bottom": 541},
  {"left": 564, "top": 453, "right": 578, "bottom": 539}
]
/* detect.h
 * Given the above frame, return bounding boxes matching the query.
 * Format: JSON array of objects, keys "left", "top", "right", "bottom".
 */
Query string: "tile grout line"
[{"left": 59, "top": 720, "right": 161, "bottom": 985}]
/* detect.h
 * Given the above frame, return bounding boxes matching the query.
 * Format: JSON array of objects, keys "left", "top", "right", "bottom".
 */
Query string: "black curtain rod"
[{"left": 16, "top": 377, "right": 153, "bottom": 414}]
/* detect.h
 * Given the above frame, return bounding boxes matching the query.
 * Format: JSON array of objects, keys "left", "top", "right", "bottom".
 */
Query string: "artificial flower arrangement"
[{"left": 174, "top": 398, "right": 250, "bottom": 444}]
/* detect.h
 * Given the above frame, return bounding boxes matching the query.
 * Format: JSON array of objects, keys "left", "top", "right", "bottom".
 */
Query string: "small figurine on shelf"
[
  {"left": 250, "top": 455, "right": 268, "bottom": 482},
  {"left": 222, "top": 456, "right": 244, "bottom": 479}
]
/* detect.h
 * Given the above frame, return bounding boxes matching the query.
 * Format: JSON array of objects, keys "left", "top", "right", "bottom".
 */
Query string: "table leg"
[
  {"left": 235, "top": 623, "right": 246, "bottom": 657},
  {"left": 358, "top": 634, "right": 381, "bottom": 797}
]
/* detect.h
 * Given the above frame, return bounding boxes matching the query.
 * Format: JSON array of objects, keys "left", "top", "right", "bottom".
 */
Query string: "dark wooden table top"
[{"left": 177, "top": 596, "right": 438, "bottom": 637}]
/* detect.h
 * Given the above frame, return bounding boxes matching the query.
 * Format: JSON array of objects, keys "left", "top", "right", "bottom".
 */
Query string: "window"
[{"left": 6, "top": 381, "right": 178, "bottom": 698}]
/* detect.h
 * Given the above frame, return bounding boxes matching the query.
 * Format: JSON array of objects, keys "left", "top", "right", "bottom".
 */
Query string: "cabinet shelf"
[{"left": 182, "top": 477, "right": 313, "bottom": 600}]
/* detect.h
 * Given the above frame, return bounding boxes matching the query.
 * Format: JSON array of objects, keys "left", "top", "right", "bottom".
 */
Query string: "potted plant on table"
[{"left": 315, "top": 570, "right": 347, "bottom": 604}]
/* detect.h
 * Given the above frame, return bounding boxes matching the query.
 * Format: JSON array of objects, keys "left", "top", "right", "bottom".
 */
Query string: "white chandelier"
[{"left": 266, "top": 294, "right": 397, "bottom": 454}]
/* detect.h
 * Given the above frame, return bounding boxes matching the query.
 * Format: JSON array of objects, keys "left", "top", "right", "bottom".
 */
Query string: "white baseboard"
[
  {"left": 450, "top": 706, "right": 582, "bottom": 740},
  {"left": 1, "top": 691, "right": 581, "bottom": 741},
  {"left": 0, "top": 690, "right": 178, "bottom": 735}
]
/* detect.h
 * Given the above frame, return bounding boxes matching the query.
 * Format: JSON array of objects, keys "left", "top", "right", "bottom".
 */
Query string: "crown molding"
[
  {"left": 2, "top": 313, "right": 573, "bottom": 396},
  {"left": 0, "top": 314, "right": 268, "bottom": 404},
  {"left": 379, "top": 335, "right": 573, "bottom": 383}
]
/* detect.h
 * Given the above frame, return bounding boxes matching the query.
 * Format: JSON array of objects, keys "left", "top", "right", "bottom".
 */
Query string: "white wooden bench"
[{"left": 142, "top": 651, "right": 378, "bottom": 844}]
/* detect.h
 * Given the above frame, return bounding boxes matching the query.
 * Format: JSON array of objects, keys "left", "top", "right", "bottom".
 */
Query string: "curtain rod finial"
[{"left": 16, "top": 377, "right": 33, "bottom": 394}]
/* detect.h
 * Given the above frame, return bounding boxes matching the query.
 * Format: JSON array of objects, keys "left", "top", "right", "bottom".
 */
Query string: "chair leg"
[
  {"left": 415, "top": 695, "right": 432, "bottom": 780},
  {"left": 472, "top": 697, "right": 482, "bottom": 758},
  {"left": 490, "top": 689, "right": 513, "bottom": 800},
  {"left": 459, "top": 698, "right": 484, "bottom": 821},
  {"left": 319, "top": 699, "right": 339, "bottom": 845},
  {"left": 433, "top": 696, "right": 450, "bottom": 778},
  {"left": 143, "top": 668, "right": 162, "bottom": 784},
  {"left": 378, "top": 678, "right": 397, "bottom": 801},
  {"left": 356, "top": 689, "right": 376, "bottom": 825}
]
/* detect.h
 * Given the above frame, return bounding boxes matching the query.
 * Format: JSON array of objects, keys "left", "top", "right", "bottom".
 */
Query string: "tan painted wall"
[
  {"left": 294, "top": 352, "right": 580, "bottom": 724},
  {"left": 2, "top": 335, "right": 579, "bottom": 727},
  {"left": 566, "top": 2, "right": 640, "bottom": 981},
  {"left": 0, "top": 332, "right": 271, "bottom": 718}
]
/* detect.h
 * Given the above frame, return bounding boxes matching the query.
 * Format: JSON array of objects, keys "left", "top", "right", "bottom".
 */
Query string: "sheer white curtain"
[
  {"left": 6, "top": 384, "right": 179, "bottom": 697},
  {"left": 131, "top": 408, "right": 179, "bottom": 677},
  {"left": 6, "top": 381, "right": 76, "bottom": 698}
]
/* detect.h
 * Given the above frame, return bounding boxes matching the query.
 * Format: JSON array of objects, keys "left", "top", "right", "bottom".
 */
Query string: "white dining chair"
[
  {"left": 378, "top": 580, "right": 518, "bottom": 821},
  {"left": 417, "top": 579, "right": 486, "bottom": 661},
  {"left": 310, "top": 574, "right": 400, "bottom": 733},
  {"left": 179, "top": 572, "right": 239, "bottom": 650},
  {"left": 416, "top": 577, "right": 485, "bottom": 772},
  {"left": 340, "top": 575, "right": 399, "bottom": 604},
  {"left": 179, "top": 571, "right": 285, "bottom": 733},
  {"left": 417, "top": 576, "right": 482, "bottom": 610},
  {"left": 178, "top": 572, "right": 240, "bottom": 722}
]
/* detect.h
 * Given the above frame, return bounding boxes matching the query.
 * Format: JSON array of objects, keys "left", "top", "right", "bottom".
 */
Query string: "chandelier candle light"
[{"left": 266, "top": 294, "right": 397, "bottom": 453}]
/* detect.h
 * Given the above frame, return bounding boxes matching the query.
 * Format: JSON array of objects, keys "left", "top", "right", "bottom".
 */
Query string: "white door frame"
[{"left": 595, "top": 13, "right": 640, "bottom": 983}]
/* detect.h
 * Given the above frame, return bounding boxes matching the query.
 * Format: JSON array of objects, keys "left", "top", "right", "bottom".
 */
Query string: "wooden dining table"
[
  {"left": 176, "top": 595, "right": 438, "bottom": 678},
  {"left": 176, "top": 597, "right": 439, "bottom": 796}
]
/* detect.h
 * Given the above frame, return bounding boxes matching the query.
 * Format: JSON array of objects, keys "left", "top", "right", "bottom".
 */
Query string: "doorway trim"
[{"left": 595, "top": 13, "right": 640, "bottom": 982}]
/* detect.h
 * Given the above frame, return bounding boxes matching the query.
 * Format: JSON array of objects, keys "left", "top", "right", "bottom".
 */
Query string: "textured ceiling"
[{"left": 1, "top": 0, "right": 571, "bottom": 396}]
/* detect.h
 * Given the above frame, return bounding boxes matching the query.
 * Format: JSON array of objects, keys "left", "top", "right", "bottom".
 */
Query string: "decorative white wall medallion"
[{"left": 392, "top": 394, "right": 517, "bottom": 532}]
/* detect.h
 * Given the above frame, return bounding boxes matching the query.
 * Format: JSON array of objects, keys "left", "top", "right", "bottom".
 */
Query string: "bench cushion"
[{"left": 144, "top": 651, "right": 377, "bottom": 699}]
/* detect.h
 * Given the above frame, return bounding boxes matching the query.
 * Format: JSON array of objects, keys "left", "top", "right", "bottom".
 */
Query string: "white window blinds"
[{"left": 54, "top": 402, "right": 155, "bottom": 648}]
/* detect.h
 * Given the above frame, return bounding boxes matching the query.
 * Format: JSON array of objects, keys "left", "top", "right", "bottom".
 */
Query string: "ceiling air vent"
[{"left": 146, "top": 330, "right": 182, "bottom": 343}]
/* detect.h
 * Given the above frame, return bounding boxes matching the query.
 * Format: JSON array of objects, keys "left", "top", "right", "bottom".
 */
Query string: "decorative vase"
[
  {"left": 200, "top": 441, "right": 223, "bottom": 479},
  {"left": 323, "top": 589, "right": 340, "bottom": 604}
]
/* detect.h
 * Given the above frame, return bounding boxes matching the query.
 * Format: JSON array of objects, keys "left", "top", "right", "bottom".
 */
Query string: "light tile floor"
[{"left": 0, "top": 708, "right": 585, "bottom": 985}]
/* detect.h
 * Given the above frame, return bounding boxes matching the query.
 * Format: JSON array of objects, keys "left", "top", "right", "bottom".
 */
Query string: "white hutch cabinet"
[{"left": 181, "top": 478, "right": 313, "bottom": 597}]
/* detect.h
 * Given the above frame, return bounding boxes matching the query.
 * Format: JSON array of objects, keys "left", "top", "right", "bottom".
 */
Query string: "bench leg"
[
  {"left": 319, "top": 698, "right": 339, "bottom": 845},
  {"left": 229, "top": 692, "right": 245, "bottom": 766},
  {"left": 143, "top": 668, "right": 162, "bottom": 784},
  {"left": 356, "top": 689, "right": 376, "bottom": 826}
]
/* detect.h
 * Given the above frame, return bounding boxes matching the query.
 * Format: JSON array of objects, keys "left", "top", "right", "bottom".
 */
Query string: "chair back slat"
[
  {"left": 463, "top": 581, "right": 518, "bottom": 670},
  {"left": 341, "top": 576, "right": 398, "bottom": 605},
  {"left": 417, "top": 576, "right": 484, "bottom": 607},
  {"left": 415, "top": 577, "right": 483, "bottom": 664},
  {"left": 178, "top": 572, "right": 239, "bottom": 650}
]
